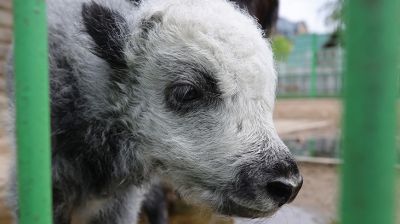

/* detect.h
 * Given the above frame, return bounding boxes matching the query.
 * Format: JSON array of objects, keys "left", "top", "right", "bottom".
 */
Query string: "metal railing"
[
  {"left": 341, "top": 0, "right": 399, "bottom": 223},
  {"left": 13, "top": 0, "right": 52, "bottom": 223}
]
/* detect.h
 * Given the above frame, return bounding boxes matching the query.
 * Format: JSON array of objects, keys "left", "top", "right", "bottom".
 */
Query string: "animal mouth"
[{"left": 217, "top": 197, "right": 277, "bottom": 218}]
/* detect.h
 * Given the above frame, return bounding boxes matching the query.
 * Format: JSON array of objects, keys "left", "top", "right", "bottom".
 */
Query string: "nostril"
[
  {"left": 288, "top": 176, "right": 303, "bottom": 203},
  {"left": 266, "top": 180, "right": 293, "bottom": 206}
]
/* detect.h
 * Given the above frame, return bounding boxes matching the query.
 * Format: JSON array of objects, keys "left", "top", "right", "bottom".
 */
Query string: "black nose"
[{"left": 266, "top": 177, "right": 303, "bottom": 206}]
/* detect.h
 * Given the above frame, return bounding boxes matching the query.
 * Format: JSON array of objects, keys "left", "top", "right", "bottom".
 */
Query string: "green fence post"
[
  {"left": 13, "top": 0, "right": 52, "bottom": 223},
  {"left": 310, "top": 33, "right": 318, "bottom": 97},
  {"left": 341, "top": 0, "right": 399, "bottom": 224}
]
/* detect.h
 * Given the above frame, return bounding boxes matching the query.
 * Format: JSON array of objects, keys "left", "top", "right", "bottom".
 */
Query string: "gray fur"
[{"left": 6, "top": 0, "right": 302, "bottom": 223}]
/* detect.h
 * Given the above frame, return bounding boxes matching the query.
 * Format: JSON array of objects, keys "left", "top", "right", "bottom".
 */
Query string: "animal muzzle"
[
  {"left": 234, "top": 155, "right": 303, "bottom": 208},
  {"left": 265, "top": 158, "right": 303, "bottom": 206}
]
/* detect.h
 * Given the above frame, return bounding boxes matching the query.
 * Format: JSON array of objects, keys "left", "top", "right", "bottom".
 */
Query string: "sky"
[{"left": 280, "top": 0, "right": 334, "bottom": 34}]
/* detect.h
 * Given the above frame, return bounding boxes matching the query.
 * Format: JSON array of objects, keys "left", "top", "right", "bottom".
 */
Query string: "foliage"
[
  {"left": 323, "top": 0, "right": 344, "bottom": 30},
  {"left": 321, "top": 0, "right": 344, "bottom": 46},
  {"left": 271, "top": 35, "right": 293, "bottom": 62}
]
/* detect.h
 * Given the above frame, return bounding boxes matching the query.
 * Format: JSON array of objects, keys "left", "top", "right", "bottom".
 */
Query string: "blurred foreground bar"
[
  {"left": 342, "top": 0, "right": 399, "bottom": 224},
  {"left": 13, "top": 0, "right": 52, "bottom": 223}
]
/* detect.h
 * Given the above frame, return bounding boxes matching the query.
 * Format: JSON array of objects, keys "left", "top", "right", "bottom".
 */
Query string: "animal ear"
[
  {"left": 82, "top": 2, "right": 129, "bottom": 70},
  {"left": 231, "top": 0, "right": 279, "bottom": 37}
]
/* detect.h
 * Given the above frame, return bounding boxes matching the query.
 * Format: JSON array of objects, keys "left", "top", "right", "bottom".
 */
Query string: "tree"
[
  {"left": 322, "top": 0, "right": 344, "bottom": 47},
  {"left": 271, "top": 35, "right": 293, "bottom": 62}
]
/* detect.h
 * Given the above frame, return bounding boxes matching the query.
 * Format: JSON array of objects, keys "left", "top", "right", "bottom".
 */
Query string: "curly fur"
[{"left": 6, "top": 0, "right": 301, "bottom": 223}]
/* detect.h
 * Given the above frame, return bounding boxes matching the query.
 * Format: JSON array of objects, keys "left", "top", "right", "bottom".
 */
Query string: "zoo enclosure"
[{"left": 11, "top": 0, "right": 399, "bottom": 224}]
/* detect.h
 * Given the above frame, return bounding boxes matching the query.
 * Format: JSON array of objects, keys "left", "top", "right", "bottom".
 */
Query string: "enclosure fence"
[
  {"left": 341, "top": 0, "right": 399, "bottom": 224},
  {"left": 13, "top": 0, "right": 52, "bottom": 223},
  {"left": 277, "top": 34, "right": 343, "bottom": 98}
]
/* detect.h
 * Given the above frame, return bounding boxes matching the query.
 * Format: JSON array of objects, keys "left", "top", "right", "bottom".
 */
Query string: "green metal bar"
[
  {"left": 341, "top": 0, "right": 399, "bottom": 223},
  {"left": 13, "top": 0, "right": 52, "bottom": 223},
  {"left": 309, "top": 34, "right": 318, "bottom": 97}
]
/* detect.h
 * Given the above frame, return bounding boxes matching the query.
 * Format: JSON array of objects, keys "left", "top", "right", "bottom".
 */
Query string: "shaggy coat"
[{"left": 7, "top": 0, "right": 302, "bottom": 223}]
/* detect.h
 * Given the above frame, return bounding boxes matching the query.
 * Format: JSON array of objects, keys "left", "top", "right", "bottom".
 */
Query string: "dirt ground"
[
  {"left": 274, "top": 99, "right": 342, "bottom": 222},
  {"left": 274, "top": 99, "right": 341, "bottom": 139}
]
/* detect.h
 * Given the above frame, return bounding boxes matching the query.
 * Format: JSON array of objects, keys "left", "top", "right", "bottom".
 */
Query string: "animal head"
[{"left": 81, "top": 0, "right": 301, "bottom": 218}]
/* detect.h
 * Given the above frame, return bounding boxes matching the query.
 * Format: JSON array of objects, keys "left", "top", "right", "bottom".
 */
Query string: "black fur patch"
[
  {"left": 164, "top": 66, "right": 222, "bottom": 115},
  {"left": 142, "top": 184, "right": 169, "bottom": 224},
  {"left": 230, "top": 0, "right": 279, "bottom": 37},
  {"left": 139, "top": 13, "right": 163, "bottom": 40},
  {"left": 127, "top": 0, "right": 142, "bottom": 6},
  {"left": 82, "top": 2, "right": 129, "bottom": 70}
]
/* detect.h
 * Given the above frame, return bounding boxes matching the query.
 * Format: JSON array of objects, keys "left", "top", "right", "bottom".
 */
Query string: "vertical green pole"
[
  {"left": 310, "top": 34, "right": 318, "bottom": 97},
  {"left": 342, "top": 0, "right": 399, "bottom": 224},
  {"left": 13, "top": 0, "right": 52, "bottom": 223}
]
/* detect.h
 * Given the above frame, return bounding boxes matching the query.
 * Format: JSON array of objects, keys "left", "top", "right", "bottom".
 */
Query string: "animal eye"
[{"left": 172, "top": 84, "right": 202, "bottom": 103}]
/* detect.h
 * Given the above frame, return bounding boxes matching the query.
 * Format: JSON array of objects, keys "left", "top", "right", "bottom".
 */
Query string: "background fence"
[{"left": 276, "top": 34, "right": 343, "bottom": 98}]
